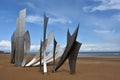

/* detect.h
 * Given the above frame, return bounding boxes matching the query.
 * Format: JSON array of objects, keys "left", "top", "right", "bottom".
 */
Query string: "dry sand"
[{"left": 0, "top": 53, "right": 120, "bottom": 80}]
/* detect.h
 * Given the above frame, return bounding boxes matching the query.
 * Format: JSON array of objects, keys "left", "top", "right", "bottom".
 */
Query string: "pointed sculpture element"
[
  {"left": 11, "top": 9, "right": 31, "bottom": 66},
  {"left": 52, "top": 25, "right": 82, "bottom": 74},
  {"left": 53, "top": 37, "right": 57, "bottom": 65},
  {"left": 67, "top": 27, "right": 82, "bottom": 74},
  {"left": 52, "top": 25, "right": 79, "bottom": 72},
  {"left": 11, "top": 31, "right": 16, "bottom": 64},
  {"left": 15, "top": 9, "right": 26, "bottom": 66},
  {"left": 43, "top": 14, "right": 49, "bottom": 43},
  {"left": 40, "top": 40, "right": 43, "bottom": 71},
  {"left": 43, "top": 14, "right": 49, "bottom": 74},
  {"left": 21, "top": 31, "right": 31, "bottom": 66},
  {"left": 67, "top": 29, "right": 71, "bottom": 44}
]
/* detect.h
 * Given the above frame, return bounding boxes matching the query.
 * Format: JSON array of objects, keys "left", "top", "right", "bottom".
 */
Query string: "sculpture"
[
  {"left": 11, "top": 9, "right": 31, "bottom": 66},
  {"left": 11, "top": 9, "right": 82, "bottom": 74},
  {"left": 53, "top": 38, "right": 57, "bottom": 65},
  {"left": 52, "top": 25, "right": 82, "bottom": 74}
]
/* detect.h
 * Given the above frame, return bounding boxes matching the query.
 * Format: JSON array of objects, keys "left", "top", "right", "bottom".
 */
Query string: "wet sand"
[{"left": 0, "top": 53, "right": 120, "bottom": 80}]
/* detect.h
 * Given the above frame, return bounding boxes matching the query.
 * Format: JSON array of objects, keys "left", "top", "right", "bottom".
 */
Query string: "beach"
[{"left": 0, "top": 53, "right": 120, "bottom": 80}]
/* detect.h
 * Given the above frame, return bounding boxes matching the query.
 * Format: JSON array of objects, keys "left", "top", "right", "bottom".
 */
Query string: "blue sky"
[{"left": 0, "top": 0, "right": 120, "bottom": 52}]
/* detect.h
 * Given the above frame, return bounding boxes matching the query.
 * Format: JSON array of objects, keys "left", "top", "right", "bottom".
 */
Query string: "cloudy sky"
[{"left": 0, "top": 0, "right": 120, "bottom": 52}]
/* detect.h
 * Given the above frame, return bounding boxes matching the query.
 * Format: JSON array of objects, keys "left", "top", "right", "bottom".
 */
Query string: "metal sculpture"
[
  {"left": 33, "top": 45, "right": 60, "bottom": 66},
  {"left": 67, "top": 28, "right": 82, "bottom": 74},
  {"left": 21, "top": 31, "right": 31, "bottom": 66},
  {"left": 52, "top": 25, "right": 82, "bottom": 74},
  {"left": 39, "top": 40, "right": 43, "bottom": 71},
  {"left": 25, "top": 32, "right": 53, "bottom": 66},
  {"left": 11, "top": 9, "right": 82, "bottom": 75},
  {"left": 68, "top": 41, "right": 81, "bottom": 74},
  {"left": 11, "top": 9, "right": 31, "bottom": 66},
  {"left": 15, "top": 9, "right": 26, "bottom": 66},
  {"left": 53, "top": 38, "right": 57, "bottom": 65},
  {"left": 11, "top": 31, "right": 16, "bottom": 64}
]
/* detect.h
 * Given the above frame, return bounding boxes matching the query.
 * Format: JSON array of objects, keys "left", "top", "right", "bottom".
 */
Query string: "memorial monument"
[
  {"left": 11, "top": 9, "right": 31, "bottom": 67},
  {"left": 11, "top": 9, "right": 82, "bottom": 74}
]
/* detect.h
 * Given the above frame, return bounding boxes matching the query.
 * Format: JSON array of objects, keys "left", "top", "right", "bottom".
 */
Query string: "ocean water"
[{"left": 78, "top": 52, "right": 120, "bottom": 57}]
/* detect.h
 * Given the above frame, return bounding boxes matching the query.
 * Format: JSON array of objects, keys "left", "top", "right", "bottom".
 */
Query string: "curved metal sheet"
[
  {"left": 33, "top": 45, "right": 61, "bottom": 66},
  {"left": 25, "top": 32, "right": 54, "bottom": 66},
  {"left": 15, "top": 9, "right": 26, "bottom": 66},
  {"left": 11, "top": 31, "right": 16, "bottom": 64},
  {"left": 21, "top": 31, "right": 31, "bottom": 67},
  {"left": 53, "top": 37, "right": 57, "bottom": 64}
]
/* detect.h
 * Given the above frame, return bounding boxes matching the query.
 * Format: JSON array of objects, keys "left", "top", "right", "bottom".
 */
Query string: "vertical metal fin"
[
  {"left": 43, "top": 14, "right": 49, "bottom": 43},
  {"left": 21, "top": 31, "right": 31, "bottom": 67},
  {"left": 40, "top": 40, "right": 43, "bottom": 71},
  {"left": 53, "top": 37, "right": 57, "bottom": 65},
  {"left": 11, "top": 31, "right": 16, "bottom": 64},
  {"left": 15, "top": 8, "right": 26, "bottom": 66},
  {"left": 68, "top": 41, "right": 82, "bottom": 74},
  {"left": 67, "top": 29, "right": 71, "bottom": 44}
]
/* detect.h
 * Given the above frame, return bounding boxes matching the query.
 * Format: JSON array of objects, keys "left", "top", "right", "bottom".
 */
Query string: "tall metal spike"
[
  {"left": 67, "top": 29, "right": 71, "bottom": 44},
  {"left": 21, "top": 31, "right": 31, "bottom": 67},
  {"left": 40, "top": 40, "right": 43, "bottom": 71},
  {"left": 53, "top": 37, "right": 57, "bottom": 65},
  {"left": 43, "top": 14, "right": 49, "bottom": 43},
  {"left": 15, "top": 9, "right": 26, "bottom": 66},
  {"left": 11, "top": 31, "right": 16, "bottom": 64}
]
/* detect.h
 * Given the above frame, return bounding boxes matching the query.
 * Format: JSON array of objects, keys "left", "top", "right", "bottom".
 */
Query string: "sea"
[{"left": 78, "top": 52, "right": 120, "bottom": 58}]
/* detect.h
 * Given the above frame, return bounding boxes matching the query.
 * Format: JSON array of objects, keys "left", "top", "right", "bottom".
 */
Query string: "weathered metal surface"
[
  {"left": 21, "top": 31, "right": 31, "bottom": 66},
  {"left": 40, "top": 40, "right": 43, "bottom": 71},
  {"left": 67, "top": 28, "right": 82, "bottom": 74},
  {"left": 25, "top": 32, "right": 53, "bottom": 66},
  {"left": 11, "top": 31, "right": 16, "bottom": 64},
  {"left": 67, "top": 29, "right": 71, "bottom": 43},
  {"left": 68, "top": 41, "right": 82, "bottom": 74},
  {"left": 33, "top": 45, "right": 61, "bottom": 66},
  {"left": 43, "top": 14, "right": 49, "bottom": 43},
  {"left": 53, "top": 37, "right": 57, "bottom": 65},
  {"left": 52, "top": 25, "right": 79, "bottom": 72},
  {"left": 15, "top": 9, "right": 26, "bottom": 66}
]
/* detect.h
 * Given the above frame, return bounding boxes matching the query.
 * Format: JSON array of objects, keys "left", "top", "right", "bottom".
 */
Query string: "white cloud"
[
  {"left": 30, "top": 44, "right": 40, "bottom": 51},
  {"left": 25, "top": 2, "right": 36, "bottom": 9},
  {"left": 81, "top": 43, "right": 120, "bottom": 51},
  {"left": 92, "top": 0, "right": 120, "bottom": 11},
  {"left": 83, "top": 0, "right": 120, "bottom": 12},
  {"left": 94, "top": 29, "right": 114, "bottom": 34},
  {"left": 49, "top": 17, "right": 72, "bottom": 24},
  {"left": 26, "top": 15, "right": 72, "bottom": 24},
  {"left": 26, "top": 15, "right": 43, "bottom": 24},
  {"left": 82, "top": 6, "right": 92, "bottom": 12},
  {"left": 0, "top": 40, "right": 11, "bottom": 51}
]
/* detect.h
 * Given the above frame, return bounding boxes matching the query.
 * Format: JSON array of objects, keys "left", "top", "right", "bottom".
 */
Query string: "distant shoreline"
[{"left": 78, "top": 54, "right": 120, "bottom": 58}]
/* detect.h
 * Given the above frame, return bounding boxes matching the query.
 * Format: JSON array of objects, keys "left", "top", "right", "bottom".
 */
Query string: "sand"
[{"left": 0, "top": 53, "right": 120, "bottom": 80}]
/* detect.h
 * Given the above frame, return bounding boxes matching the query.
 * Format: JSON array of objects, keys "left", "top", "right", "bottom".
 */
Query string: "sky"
[{"left": 0, "top": 0, "right": 120, "bottom": 52}]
